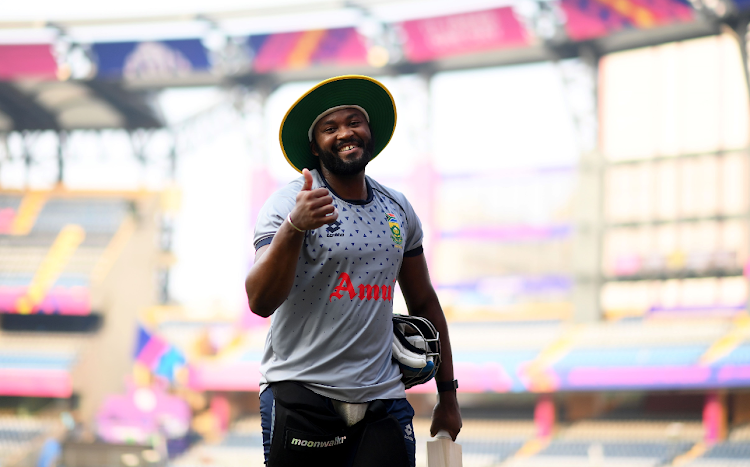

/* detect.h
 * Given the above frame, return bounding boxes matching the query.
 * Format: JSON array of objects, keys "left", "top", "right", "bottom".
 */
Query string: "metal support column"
[
  {"left": 0, "top": 132, "right": 8, "bottom": 184},
  {"left": 241, "top": 87, "right": 274, "bottom": 278},
  {"left": 21, "top": 131, "right": 38, "bottom": 189},
  {"left": 56, "top": 131, "right": 66, "bottom": 186},
  {"left": 560, "top": 45, "right": 604, "bottom": 322},
  {"left": 167, "top": 131, "right": 178, "bottom": 181},
  {"left": 733, "top": 16, "right": 750, "bottom": 97},
  {"left": 128, "top": 128, "right": 152, "bottom": 186},
  {"left": 392, "top": 74, "right": 437, "bottom": 267},
  {"left": 237, "top": 87, "right": 270, "bottom": 166},
  {"left": 732, "top": 16, "right": 750, "bottom": 319},
  {"left": 158, "top": 215, "right": 174, "bottom": 305},
  {"left": 159, "top": 134, "right": 179, "bottom": 305}
]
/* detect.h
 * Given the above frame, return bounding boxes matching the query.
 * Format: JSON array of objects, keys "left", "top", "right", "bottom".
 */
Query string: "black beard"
[{"left": 315, "top": 136, "right": 375, "bottom": 176}]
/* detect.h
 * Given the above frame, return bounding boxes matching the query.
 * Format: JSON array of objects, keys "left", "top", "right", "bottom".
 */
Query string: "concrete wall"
[{"left": 72, "top": 194, "right": 160, "bottom": 426}]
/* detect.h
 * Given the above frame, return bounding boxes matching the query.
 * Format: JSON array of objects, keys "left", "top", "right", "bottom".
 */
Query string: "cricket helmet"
[{"left": 391, "top": 314, "right": 441, "bottom": 389}]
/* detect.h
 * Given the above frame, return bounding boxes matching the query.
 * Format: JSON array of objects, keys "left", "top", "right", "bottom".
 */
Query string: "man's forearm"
[
  {"left": 398, "top": 255, "right": 458, "bottom": 391},
  {"left": 245, "top": 220, "right": 305, "bottom": 317},
  {"left": 419, "top": 298, "right": 455, "bottom": 387},
  {"left": 412, "top": 296, "right": 462, "bottom": 438}
]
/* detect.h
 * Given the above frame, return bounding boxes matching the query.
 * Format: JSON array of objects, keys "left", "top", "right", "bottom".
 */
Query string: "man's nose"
[{"left": 337, "top": 126, "right": 354, "bottom": 138}]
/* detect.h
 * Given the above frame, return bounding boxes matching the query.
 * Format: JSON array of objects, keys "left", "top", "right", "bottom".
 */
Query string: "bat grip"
[{"left": 435, "top": 430, "right": 451, "bottom": 439}]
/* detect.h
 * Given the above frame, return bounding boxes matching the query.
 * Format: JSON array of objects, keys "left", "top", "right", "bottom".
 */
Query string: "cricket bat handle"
[{"left": 427, "top": 430, "right": 463, "bottom": 467}]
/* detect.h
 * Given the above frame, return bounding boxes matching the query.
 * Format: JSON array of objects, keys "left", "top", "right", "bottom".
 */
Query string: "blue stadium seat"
[
  {"left": 32, "top": 198, "right": 129, "bottom": 235},
  {"left": 702, "top": 441, "right": 750, "bottom": 459}
]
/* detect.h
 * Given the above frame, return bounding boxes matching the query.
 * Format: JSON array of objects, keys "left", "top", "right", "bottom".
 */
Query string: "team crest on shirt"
[{"left": 385, "top": 213, "right": 403, "bottom": 248}]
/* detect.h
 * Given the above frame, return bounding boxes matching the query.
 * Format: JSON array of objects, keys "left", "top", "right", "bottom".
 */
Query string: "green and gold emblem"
[{"left": 386, "top": 213, "right": 403, "bottom": 248}]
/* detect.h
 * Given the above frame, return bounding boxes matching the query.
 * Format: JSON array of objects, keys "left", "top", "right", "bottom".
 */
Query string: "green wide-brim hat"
[{"left": 279, "top": 75, "right": 397, "bottom": 173}]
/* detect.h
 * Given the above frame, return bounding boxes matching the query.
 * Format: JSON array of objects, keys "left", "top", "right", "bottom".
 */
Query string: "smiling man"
[{"left": 245, "top": 75, "right": 461, "bottom": 467}]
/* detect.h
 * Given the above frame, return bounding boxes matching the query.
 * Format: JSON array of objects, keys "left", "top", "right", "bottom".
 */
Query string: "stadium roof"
[
  {"left": 0, "top": 0, "right": 744, "bottom": 131},
  {"left": 1, "top": 3, "right": 731, "bottom": 83},
  {"left": 0, "top": 80, "right": 162, "bottom": 131}
]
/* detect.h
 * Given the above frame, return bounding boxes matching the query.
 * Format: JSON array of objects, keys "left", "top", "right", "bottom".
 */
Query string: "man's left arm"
[{"left": 398, "top": 253, "right": 462, "bottom": 440}]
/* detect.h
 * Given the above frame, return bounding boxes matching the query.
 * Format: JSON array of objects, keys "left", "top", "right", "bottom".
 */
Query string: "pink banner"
[
  {"left": 561, "top": 0, "right": 630, "bottom": 41},
  {"left": 96, "top": 382, "right": 191, "bottom": 444},
  {"left": 717, "top": 364, "right": 750, "bottom": 383},
  {"left": 0, "top": 286, "right": 90, "bottom": 315},
  {"left": 535, "top": 394, "right": 555, "bottom": 438},
  {"left": 0, "top": 208, "right": 15, "bottom": 233},
  {"left": 703, "top": 392, "right": 721, "bottom": 442},
  {"left": 189, "top": 360, "right": 513, "bottom": 393},
  {"left": 407, "top": 361, "right": 513, "bottom": 393},
  {"left": 253, "top": 32, "right": 305, "bottom": 73},
  {"left": 400, "top": 7, "right": 529, "bottom": 63},
  {"left": 0, "top": 44, "right": 58, "bottom": 80},
  {"left": 567, "top": 366, "right": 712, "bottom": 387},
  {"left": 188, "top": 361, "right": 261, "bottom": 391},
  {"left": 561, "top": 0, "right": 694, "bottom": 42},
  {"left": 0, "top": 368, "right": 72, "bottom": 397}
]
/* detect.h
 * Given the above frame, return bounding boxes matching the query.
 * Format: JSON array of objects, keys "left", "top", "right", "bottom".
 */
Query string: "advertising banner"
[
  {"left": 0, "top": 44, "right": 57, "bottom": 80},
  {"left": 92, "top": 39, "right": 211, "bottom": 79},
  {"left": 248, "top": 27, "right": 368, "bottom": 73},
  {"left": 399, "top": 7, "right": 529, "bottom": 63},
  {"left": 0, "top": 285, "right": 90, "bottom": 315},
  {"left": 562, "top": 0, "right": 694, "bottom": 41}
]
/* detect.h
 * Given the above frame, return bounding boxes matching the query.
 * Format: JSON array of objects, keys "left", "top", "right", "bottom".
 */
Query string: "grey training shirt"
[{"left": 253, "top": 169, "right": 424, "bottom": 403}]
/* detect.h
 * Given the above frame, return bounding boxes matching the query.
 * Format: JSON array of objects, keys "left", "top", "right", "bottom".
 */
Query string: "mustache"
[{"left": 336, "top": 137, "right": 364, "bottom": 151}]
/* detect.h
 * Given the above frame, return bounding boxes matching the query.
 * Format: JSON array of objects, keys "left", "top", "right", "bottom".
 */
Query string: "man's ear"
[{"left": 310, "top": 140, "right": 319, "bottom": 157}]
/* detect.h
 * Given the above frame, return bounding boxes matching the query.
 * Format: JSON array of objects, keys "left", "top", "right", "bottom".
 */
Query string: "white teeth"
[{"left": 340, "top": 145, "right": 356, "bottom": 152}]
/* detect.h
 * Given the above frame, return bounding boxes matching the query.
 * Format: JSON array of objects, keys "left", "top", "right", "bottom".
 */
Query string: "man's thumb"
[{"left": 301, "top": 168, "right": 313, "bottom": 191}]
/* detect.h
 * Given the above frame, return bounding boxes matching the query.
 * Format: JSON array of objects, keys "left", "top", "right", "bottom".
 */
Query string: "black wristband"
[{"left": 436, "top": 379, "right": 458, "bottom": 393}]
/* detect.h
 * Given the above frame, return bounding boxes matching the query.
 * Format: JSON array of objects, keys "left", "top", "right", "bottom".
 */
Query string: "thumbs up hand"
[
  {"left": 289, "top": 169, "right": 339, "bottom": 231},
  {"left": 301, "top": 167, "right": 314, "bottom": 191}
]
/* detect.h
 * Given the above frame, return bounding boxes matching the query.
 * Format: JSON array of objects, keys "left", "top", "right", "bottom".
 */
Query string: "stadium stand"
[
  {"left": 502, "top": 440, "right": 694, "bottom": 467},
  {"left": 729, "top": 423, "right": 750, "bottom": 441},
  {"left": 701, "top": 441, "right": 750, "bottom": 459},
  {"left": 0, "top": 332, "right": 86, "bottom": 398},
  {"left": 137, "top": 308, "right": 750, "bottom": 467},
  {"left": 169, "top": 414, "right": 718, "bottom": 467},
  {"left": 168, "top": 416, "right": 534, "bottom": 467},
  {"left": 0, "top": 415, "right": 64, "bottom": 467},
  {"left": 61, "top": 441, "right": 167, "bottom": 467},
  {"left": 0, "top": 191, "right": 137, "bottom": 316},
  {"left": 574, "top": 320, "right": 733, "bottom": 347},
  {"left": 169, "top": 416, "right": 264, "bottom": 467},
  {"left": 429, "top": 417, "right": 529, "bottom": 466},
  {"left": 32, "top": 198, "right": 129, "bottom": 234},
  {"left": 682, "top": 441, "right": 750, "bottom": 466},
  {"left": 3, "top": 2, "right": 750, "bottom": 466},
  {"left": 554, "top": 346, "right": 708, "bottom": 369},
  {"left": 0, "top": 188, "right": 163, "bottom": 440},
  {"left": 718, "top": 345, "right": 750, "bottom": 366},
  {"left": 558, "top": 420, "right": 704, "bottom": 442}
]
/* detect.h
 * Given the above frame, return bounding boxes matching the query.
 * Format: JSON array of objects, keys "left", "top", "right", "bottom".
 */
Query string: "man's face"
[{"left": 311, "top": 108, "right": 374, "bottom": 176}]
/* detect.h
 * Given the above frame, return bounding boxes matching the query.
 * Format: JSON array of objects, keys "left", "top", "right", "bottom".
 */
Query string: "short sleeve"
[
  {"left": 253, "top": 181, "right": 300, "bottom": 250},
  {"left": 402, "top": 197, "right": 423, "bottom": 255}
]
